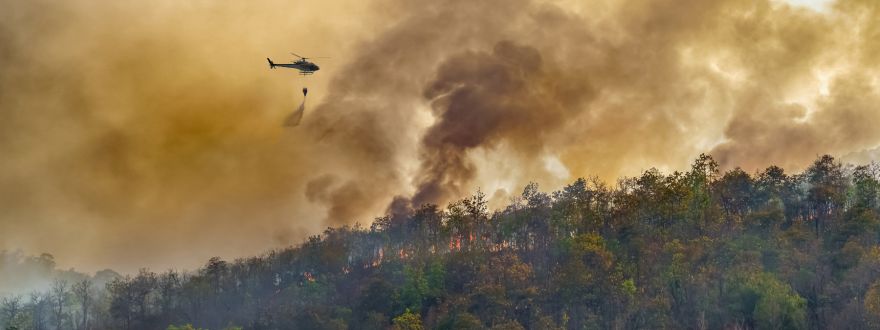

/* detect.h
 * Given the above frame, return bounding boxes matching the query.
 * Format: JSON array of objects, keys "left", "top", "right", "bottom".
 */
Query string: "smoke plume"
[
  {"left": 1, "top": 0, "right": 879, "bottom": 273},
  {"left": 410, "top": 41, "right": 595, "bottom": 205}
]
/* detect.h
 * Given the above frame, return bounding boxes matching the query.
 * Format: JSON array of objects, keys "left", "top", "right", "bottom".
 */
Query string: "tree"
[
  {"left": 727, "top": 272, "right": 807, "bottom": 329},
  {"left": 714, "top": 168, "right": 754, "bottom": 221},
  {"left": 51, "top": 279, "right": 68, "bottom": 330},
  {"left": 865, "top": 279, "right": 880, "bottom": 320},
  {"left": 166, "top": 324, "right": 204, "bottom": 330},
  {"left": 806, "top": 155, "right": 847, "bottom": 236},
  {"left": 72, "top": 279, "right": 93, "bottom": 330},
  {"left": 392, "top": 309, "right": 424, "bottom": 330},
  {"left": 438, "top": 312, "right": 482, "bottom": 330},
  {"left": 400, "top": 266, "right": 429, "bottom": 311},
  {"left": 29, "top": 291, "right": 49, "bottom": 330},
  {"left": 157, "top": 270, "right": 182, "bottom": 317},
  {"left": 1, "top": 295, "right": 22, "bottom": 329}
]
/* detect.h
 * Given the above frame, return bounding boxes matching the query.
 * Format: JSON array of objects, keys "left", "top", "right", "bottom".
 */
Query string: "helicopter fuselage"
[{"left": 267, "top": 58, "right": 320, "bottom": 75}]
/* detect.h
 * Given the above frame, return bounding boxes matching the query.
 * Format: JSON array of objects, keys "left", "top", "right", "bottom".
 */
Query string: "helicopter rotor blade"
[{"left": 290, "top": 52, "right": 305, "bottom": 59}]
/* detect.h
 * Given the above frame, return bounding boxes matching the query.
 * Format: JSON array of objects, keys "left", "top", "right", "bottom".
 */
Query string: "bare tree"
[
  {"left": 1, "top": 295, "right": 22, "bottom": 329},
  {"left": 29, "top": 291, "right": 49, "bottom": 330},
  {"left": 51, "top": 279, "right": 68, "bottom": 330},
  {"left": 157, "top": 270, "right": 181, "bottom": 316},
  {"left": 72, "top": 279, "right": 93, "bottom": 330}
]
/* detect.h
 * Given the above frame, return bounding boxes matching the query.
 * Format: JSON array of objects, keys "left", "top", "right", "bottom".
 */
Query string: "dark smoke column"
[{"left": 408, "top": 41, "right": 594, "bottom": 208}]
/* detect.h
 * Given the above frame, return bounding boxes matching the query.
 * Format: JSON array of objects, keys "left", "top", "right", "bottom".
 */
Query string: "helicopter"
[{"left": 267, "top": 52, "right": 324, "bottom": 75}]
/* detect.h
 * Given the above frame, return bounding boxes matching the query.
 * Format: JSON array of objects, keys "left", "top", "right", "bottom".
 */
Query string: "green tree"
[
  {"left": 728, "top": 272, "right": 807, "bottom": 330},
  {"left": 393, "top": 309, "right": 424, "bottom": 330}
]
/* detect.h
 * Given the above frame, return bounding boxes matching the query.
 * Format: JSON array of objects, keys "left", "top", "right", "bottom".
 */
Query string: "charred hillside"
[{"left": 5, "top": 154, "right": 880, "bottom": 329}]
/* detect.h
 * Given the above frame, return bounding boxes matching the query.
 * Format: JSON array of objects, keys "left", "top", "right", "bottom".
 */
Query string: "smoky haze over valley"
[{"left": 1, "top": 0, "right": 878, "bottom": 276}]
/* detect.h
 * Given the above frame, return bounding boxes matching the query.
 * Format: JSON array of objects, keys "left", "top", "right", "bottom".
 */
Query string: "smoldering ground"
[{"left": 1, "top": 0, "right": 879, "bottom": 274}]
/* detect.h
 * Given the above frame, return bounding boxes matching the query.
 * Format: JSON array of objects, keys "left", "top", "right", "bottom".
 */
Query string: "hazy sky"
[
  {"left": 1, "top": 0, "right": 878, "bottom": 274},
  {"left": 785, "top": 0, "right": 832, "bottom": 11}
]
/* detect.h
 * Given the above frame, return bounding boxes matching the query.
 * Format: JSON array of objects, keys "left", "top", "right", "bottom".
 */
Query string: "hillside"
[{"left": 4, "top": 154, "right": 880, "bottom": 329}]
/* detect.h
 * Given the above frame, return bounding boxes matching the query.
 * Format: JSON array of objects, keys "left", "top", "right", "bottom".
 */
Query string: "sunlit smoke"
[{"left": 1, "top": 0, "right": 879, "bottom": 275}]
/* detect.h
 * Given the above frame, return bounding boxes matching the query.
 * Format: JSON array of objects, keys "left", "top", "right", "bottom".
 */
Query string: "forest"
[{"left": 4, "top": 154, "right": 880, "bottom": 329}]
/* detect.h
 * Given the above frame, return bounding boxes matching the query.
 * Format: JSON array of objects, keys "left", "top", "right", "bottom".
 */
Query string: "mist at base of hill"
[{"left": 0, "top": 251, "right": 119, "bottom": 297}]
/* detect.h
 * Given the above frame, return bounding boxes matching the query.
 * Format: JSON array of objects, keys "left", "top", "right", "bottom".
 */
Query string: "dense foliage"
[{"left": 5, "top": 155, "right": 880, "bottom": 329}]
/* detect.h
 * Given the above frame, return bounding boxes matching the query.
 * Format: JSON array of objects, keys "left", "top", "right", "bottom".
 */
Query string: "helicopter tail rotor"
[{"left": 267, "top": 58, "right": 275, "bottom": 69}]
